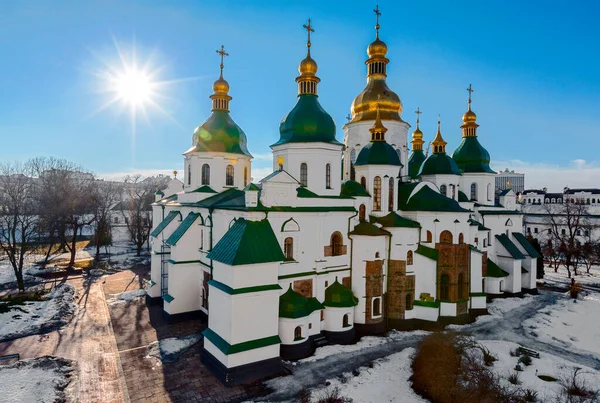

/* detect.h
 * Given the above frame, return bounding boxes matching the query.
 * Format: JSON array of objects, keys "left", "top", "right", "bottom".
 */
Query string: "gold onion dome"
[
  {"left": 299, "top": 54, "right": 318, "bottom": 76},
  {"left": 367, "top": 37, "right": 388, "bottom": 58},
  {"left": 462, "top": 105, "right": 477, "bottom": 123},
  {"left": 212, "top": 75, "right": 230, "bottom": 94}
]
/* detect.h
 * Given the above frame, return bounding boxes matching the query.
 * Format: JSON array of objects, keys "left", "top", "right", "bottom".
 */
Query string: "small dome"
[
  {"left": 355, "top": 141, "right": 402, "bottom": 167},
  {"left": 408, "top": 150, "right": 426, "bottom": 179},
  {"left": 451, "top": 136, "right": 495, "bottom": 174},
  {"left": 367, "top": 38, "right": 388, "bottom": 58},
  {"left": 192, "top": 110, "right": 252, "bottom": 156},
  {"left": 412, "top": 126, "right": 423, "bottom": 140},
  {"left": 462, "top": 108, "right": 477, "bottom": 123},
  {"left": 279, "top": 286, "right": 309, "bottom": 319},
  {"left": 340, "top": 180, "right": 370, "bottom": 197},
  {"left": 324, "top": 279, "right": 358, "bottom": 308},
  {"left": 418, "top": 153, "right": 462, "bottom": 176},
  {"left": 212, "top": 76, "right": 229, "bottom": 94},
  {"left": 299, "top": 54, "right": 318, "bottom": 76}
]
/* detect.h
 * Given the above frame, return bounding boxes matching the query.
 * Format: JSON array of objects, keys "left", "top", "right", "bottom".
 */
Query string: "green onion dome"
[
  {"left": 408, "top": 150, "right": 426, "bottom": 179},
  {"left": 192, "top": 110, "right": 252, "bottom": 156},
  {"left": 355, "top": 141, "right": 402, "bottom": 166},
  {"left": 418, "top": 153, "right": 462, "bottom": 176},
  {"left": 340, "top": 180, "right": 370, "bottom": 197},
  {"left": 323, "top": 278, "right": 358, "bottom": 308},
  {"left": 279, "top": 285, "right": 310, "bottom": 319},
  {"left": 452, "top": 137, "right": 495, "bottom": 173}
]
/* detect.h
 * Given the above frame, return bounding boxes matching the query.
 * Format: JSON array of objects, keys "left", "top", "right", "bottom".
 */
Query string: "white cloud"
[
  {"left": 250, "top": 166, "right": 274, "bottom": 182},
  {"left": 492, "top": 159, "right": 600, "bottom": 191}
]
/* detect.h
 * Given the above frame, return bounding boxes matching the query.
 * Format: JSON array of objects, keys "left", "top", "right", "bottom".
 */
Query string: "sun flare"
[{"left": 115, "top": 68, "right": 152, "bottom": 105}]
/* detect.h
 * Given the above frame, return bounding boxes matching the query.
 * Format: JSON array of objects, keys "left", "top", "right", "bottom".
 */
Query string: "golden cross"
[
  {"left": 467, "top": 84, "right": 474, "bottom": 103},
  {"left": 374, "top": 5, "right": 381, "bottom": 36},
  {"left": 415, "top": 107, "right": 422, "bottom": 124},
  {"left": 346, "top": 113, "right": 352, "bottom": 122},
  {"left": 303, "top": 19, "right": 314, "bottom": 49},
  {"left": 216, "top": 45, "right": 229, "bottom": 73}
]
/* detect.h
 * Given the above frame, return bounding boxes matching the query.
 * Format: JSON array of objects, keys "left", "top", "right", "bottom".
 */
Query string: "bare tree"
[
  {"left": 121, "top": 175, "right": 158, "bottom": 256},
  {"left": 92, "top": 181, "right": 122, "bottom": 261},
  {"left": 0, "top": 161, "right": 39, "bottom": 292},
  {"left": 543, "top": 200, "right": 590, "bottom": 278}
]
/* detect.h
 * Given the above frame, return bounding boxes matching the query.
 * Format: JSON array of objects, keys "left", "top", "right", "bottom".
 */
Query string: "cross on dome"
[
  {"left": 467, "top": 83, "right": 474, "bottom": 104},
  {"left": 216, "top": 45, "right": 229, "bottom": 75},
  {"left": 303, "top": 19, "right": 314, "bottom": 51},
  {"left": 374, "top": 5, "right": 381, "bottom": 38},
  {"left": 415, "top": 107, "right": 422, "bottom": 125}
]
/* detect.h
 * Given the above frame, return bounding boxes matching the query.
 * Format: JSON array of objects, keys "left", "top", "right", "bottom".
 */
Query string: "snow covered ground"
[
  {"left": 0, "top": 356, "right": 76, "bottom": 403},
  {"left": 146, "top": 333, "right": 202, "bottom": 363},
  {"left": 106, "top": 288, "right": 146, "bottom": 305},
  {"left": 91, "top": 243, "right": 150, "bottom": 270},
  {"left": 523, "top": 292, "right": 600, "bottom": 357},
  {"left": 0, "top": 260, "right": 43, "bottom": 289},
  {"left": 447, "top": 294, "right": 534, "bottom": 329},
  {"left": 305, "top": 348, "right": 426, "bottom": 403},
  {"left": 0, "top": 283, "right": 75, "bottom": 342},
  {"left": 541, "top": 264, "right": 600, "bottom": 288},
  {"left": 481, "top": 339, "right": 600, "bottom": 401}
]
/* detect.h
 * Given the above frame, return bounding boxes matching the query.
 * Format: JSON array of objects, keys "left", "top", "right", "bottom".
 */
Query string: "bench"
[
  {"left": 0, "top": 353, "right": 20, "bottom": 365},
  {"left": 517, "top": 347, "right": 540, "bottom": 359}
]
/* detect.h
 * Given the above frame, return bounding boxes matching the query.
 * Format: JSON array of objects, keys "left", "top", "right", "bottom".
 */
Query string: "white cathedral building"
[{"left": 146, "top": 15, "right": 539, "bottom": 386}]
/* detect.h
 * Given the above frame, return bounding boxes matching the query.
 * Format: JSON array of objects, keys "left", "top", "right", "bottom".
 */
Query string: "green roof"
[
  {"left": 498, "top": 189, "right": 513, "bottom": 196},
  {"left": 340, "top": 180, "right": 370, "bottom": 197},
  {"left": 198, "top": 188, "right": 246, "bottom": 208},
  {"left": 272, "top": 94, "right": 341, "bottom": 146},
  {"left": 307, "top": 297, "right": 324, "bottom": 313},
  {"left": 244, "top": 183, "right": 260, "bottom": 191},
  {"left": 155, "top": 189, "right": 164, "bottom": 195},
  {"left": 415, "top": 244, "right": 438, "bottom": 261},
  {"left": 458, "top": 190, "right": 469, "bottom": 202},
  {"left": 191, "top": 110, "right": 252, "bottom": 156},
  {"left": 372, "top": 212, "right": 421, "bottom": 228},
  {"left": 479, "top": 209, "right": 522, "bottom": 215},
  {"left": 166, "top": 212, "right": 201, "bottom": 246},
  {"left": 495, "top": 234, "right": 526, "bottom": 259},
  {"left": 418, "top": 153, "right": 462, "bottom": 176},
  {"left": 354, "top": 141, "right": 402, "bottom": 167},
  {"left": 487, "top": 258, "right": 509, "bottom": 277},
  {"left": 398, "top": 183, "right": 470, "bottom": 213},
  {"left": 323, "top": 279, "right": 358, "bottom": 308},
  {"left": 207, "top": 218, "right": 285, "bottom": 265},
  {"left": 191, "top": 185, "right": 217, "bottom": 193},
  {"left": 468, "top": 218, "right": 490, "bottom": 231},
  {"left": 349, "top": 222, "right": 391, "bottom": 236},
  {"left": 512, "top": 232, "right": 542, "bottom": 258},
  {"left": 408, "top": 150, "right": 426, "bottom": 179},
  {"left": 279, "top": 285, "right": 310, "bottom": 319},
  {"left": 451, "top": 136, "right": 495, "bottom": 174},
  {"left": 150, "top": 211, "right": 180, "bottom": 238}
]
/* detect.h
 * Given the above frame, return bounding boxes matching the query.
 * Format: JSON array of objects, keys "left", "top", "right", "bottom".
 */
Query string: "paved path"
[{"left": 0, "top": 276, "right": 129, "bottom": 403}]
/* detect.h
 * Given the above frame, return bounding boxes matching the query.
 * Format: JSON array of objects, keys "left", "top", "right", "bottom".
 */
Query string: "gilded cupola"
[
  {"left": 408, "top": 107, "right": 426, "bottom": 179},
  {"left": 411, "top": 107, "right": 425, "bottom": 151},
  {"left": 295, "top": 19, "right": 320, "bottom": 96},
  {"left": 418, "top": 117, "right": 461, "bottom": 176},
  {"left": 354, "top": 105, "right": 402, "bottom": 167},
  {"left": 209, "top": 45, "right": 232, "bottom": 112},
  {"left": 350, "top": 5, "right": 403, "bottom": 123}
]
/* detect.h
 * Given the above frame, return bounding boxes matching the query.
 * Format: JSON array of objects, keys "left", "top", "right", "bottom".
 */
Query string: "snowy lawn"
[
  {"left": 305, "top": 348, "right": 426, "bottom": 403},
  {"left": 541, "top": 264, "right": 600, "bottom": 288},
  {"left": 0, "top": 283, "right": 75, "bottom": 342},
  {"left": 88, "top": 243, "right": 151, "bottom": 271},
  {"left": 523, "top": 292, "right": 600, "bottom": 356},
  {"left": 296, "top": 329, "right": 429, "bottom": 364},
  {"left": 481, "top": 340, "right": 600, "bottom": 401},
  {"left": 0, "top": 260, "right": 43, "bottom": 290},
  {"left": 146, "top": 333, "right": 202, "bottom": 363},
  {"left": 447, "top": 295, "right": 535, "bottom": 330},
  {"left": 0, "top": 356, "right": 76, "bottom": 403},
  {"left": 106, "top": 288, "right": 146, "bottom": 305}
]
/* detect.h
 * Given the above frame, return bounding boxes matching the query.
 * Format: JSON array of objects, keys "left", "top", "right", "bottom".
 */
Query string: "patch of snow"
[
  {"left": 0, "top": 283, "right": 76, "bottom": 342},
  {"left": 306, "top": 348, "right": 426, "bottom": 403},
  {"left": 297, "top": 330, "right": 429, "bottom": 364},
  {"left": 106, "top": 289, "right": 147, "bottom": 305},
  {"left": 523, "top": 293, "right": 600, "bottom": 356},
  {"left": 146, "top": 333, "right": 202, "bottom": 363},
  {"left": 480, "top": 340, "right": 600, "bottom": 401},
  {"left": 0, "top": 356, "right": 76, "bottom": 403},
  {"left": 541, "top": 264, "right": 600, "bottom": 288},
  {"left": 0, "top": 261, "right": 41, "bottom": 289},
  {"left": 448, "top": 295, "right": 534, "bottom": 329}
]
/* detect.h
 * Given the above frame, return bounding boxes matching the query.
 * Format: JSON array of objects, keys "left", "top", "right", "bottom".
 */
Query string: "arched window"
[
  {"left": 527, "top": 199, "right": 531, "bottom": 204},
  {"left": 487, "top": 183, "right": 492, "bottom": 201},
  {"left": 440, "top": 184, "right": 447, "bottom": 197},
  {"left": 343, "top": 314, "right": 349, "bottom": 327},
  {"left": 375, "top": 252, "right": 380, "bottom": 258},
  {"left": 201, "top": 164, "right": 210, "bottom": 185},
  {"left": 360, "top": 176, "right": 366, "bottom": 188},
  {"left": 505, "top": 219, "right": 513, "bottom": 226},
  {"left": 388, "top": 177, "right": 394, "bottom": 212},
  {"left": 440, "top": 230, "right": 453, "bottom": 244},
  {"left": 373, "top": 176, "right": 382, "bottom": 211},
  {"left": 470, "top": 183, "right": 477, "bottom": 201},
  {"left": 187, "top": 163, "right": 191, "bottom": 185},
  {"left": 300, "top": 163, "right": 308, "bottom": 187},
  {"left": 406, "top": 294, "right": 413, "bottom": 310},
  {"left": 244, "top": 167, "right": 248, "bottom": 187},
  {"left": 200, "top": 229, "right": 204, "bottom": 250},
  {"left": 426, "top": 230, "right": 433, "bottom": 243},
  {"left": 350, "top": 149, "right": 357, "bottom": 164},
  {"left": 325, "top": 163, "right": 331, "bottom": 189},
  {"left": 284, "top": 237, "right": 293, "bottom": 260},
  {"left": 294, "top": 326, "right": 302, "bottom": 340},
  {"left": 450, "top": 184, "right": 456, "bottom": 200},
  {"left": 407, "top": 250, "right": 413, "bottom": 265},
  {"left": 359, "top": 204, "right": 366, "bottom": 222},
  {"left": 440, "top": 274, "right": 450, "bottom": 301},
  {"left": 458, "top": 233, "right": 464, "bottom": 244},
  {"left": 593, "top": 199, "right": 596, "bottom": 204},
  {"left": 331, "top": 232, "right": 344, "bottom": 256},
  {"left": 373, "top": 298, "right": 381, "bottom": 316},
  {"left": 458, "top": 273, "right": 464, "bottom": 299},
  {"left": 226, "top": 165, "right": 234, "bottom": 186}
]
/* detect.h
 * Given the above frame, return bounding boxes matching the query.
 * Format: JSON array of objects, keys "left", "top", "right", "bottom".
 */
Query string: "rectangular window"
[{"left": 373, "top": 176, "right": 382, "bottom": 211}]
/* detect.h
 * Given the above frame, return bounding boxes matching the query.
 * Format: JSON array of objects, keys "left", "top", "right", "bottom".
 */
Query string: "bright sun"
[{"left": 115, "top": 68, "right": 152, "bottom": 105}]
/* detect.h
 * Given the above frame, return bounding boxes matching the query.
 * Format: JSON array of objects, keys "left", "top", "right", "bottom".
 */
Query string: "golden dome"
[
  {"left": 351, "top": 78, "right": 402, "bottom": 122},
  {"left": 213, "top": 75, "right": 230, "bottom": 94},
  {"left": 299, "top": 54, "right": 318, "bottom": 76},
  {"left": 412, "top": 126, "right": 423, "bottom": 140},
  {"left": 462, "top": 105, "right": 477, "bottom": 123},
  {"left": 367, "top": 38, "right": 388, "bottom": 58}
]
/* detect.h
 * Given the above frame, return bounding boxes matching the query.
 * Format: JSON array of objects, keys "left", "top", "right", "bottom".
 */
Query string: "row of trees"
[
  {"left": 540, "top": 200, "right": 600, "bottom": 278},
  {"left": 0, "top": 157, "right": 163, "bottom": 291}
]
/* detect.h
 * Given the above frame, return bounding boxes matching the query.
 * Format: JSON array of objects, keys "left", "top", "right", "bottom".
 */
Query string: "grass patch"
[{"left": 538, "top": 374, "right": 557, "bottom": 382}]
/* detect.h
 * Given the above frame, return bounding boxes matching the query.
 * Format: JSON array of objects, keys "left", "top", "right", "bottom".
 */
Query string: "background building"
[{"left": 495, "top": 169, "right": 524, "bottom": 195}]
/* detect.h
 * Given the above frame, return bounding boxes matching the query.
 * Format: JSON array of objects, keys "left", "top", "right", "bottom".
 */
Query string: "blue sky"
[{"left": 1, "top": 0, "right": 599, "bottom": 190}]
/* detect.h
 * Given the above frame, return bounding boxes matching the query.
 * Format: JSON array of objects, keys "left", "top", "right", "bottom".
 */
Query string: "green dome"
[
  {"left": 451, "top": 137, "right": 495, "bottom": 174},
  {"left": 418, "top": 153, "right": 462, "bottom": 176},
  {"left": 272, "top": 94, "right": 340, "bottom": 146},
  {"left": 279, "top": 285, "right": 310, "bottom": 319},
  {"left": 324, "top": 279, "right": 358, "bottom": 308},
  {"left": 355, "top": 141, "right": 402, "bottom": 167},
  {"left": 192, "top": 110, "right": 252, "bottom": 157},
  {"left": 408, "top": 150, "right": 426, "bottom": 179},
  {"left": 340, "top": 180, "right": 370, "bottom": 197}
]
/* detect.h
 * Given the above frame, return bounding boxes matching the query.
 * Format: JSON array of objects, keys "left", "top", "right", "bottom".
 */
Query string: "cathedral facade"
[{"left": 147, "top": 14, "right": 539, "bottom": 386}]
